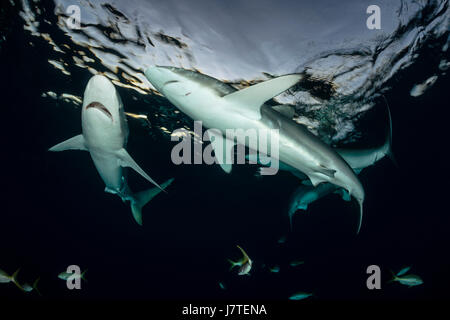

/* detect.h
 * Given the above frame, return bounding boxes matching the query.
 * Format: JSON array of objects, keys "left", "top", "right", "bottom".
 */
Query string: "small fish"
[
  {"left": 0, "top": 268, "right": 20, "bottom": 285},
  {"left": 228, "top": 245, "right": 252, "bottom": 276},
  {"left": 289, "top": 292, "right": 313, "bottom": 300},
  {"left": 389, "top": 273, "right": 423, "bottom": 287},
  {"left": 269, "top": 265, "right": 280, "bottom": 273},
  {"left": 0, "top": 268, "right": 26, "bottom": 291},
  {"left": 219, "top": 282, "right": 226, "bottom": 290},
  {"left": 396, "top": 266, "right": 411, "bottom": 277},
  {"left": 289, "top": 260, "right": 305, "bottom": 267},
  {"left": 58, "top": 269, "right": 87, "bottom": 282},
  {"left": 0, "top": 268, "right": 12, "bottom": 283},
  {"left": 410, "top": 75, "right": 438, "bottom": 97},
  {"left": 21, "top": 278, "right": 41, "bottom": 295},
  {"left": 277, "top": 235, "right": 287, "bottom": 244}
]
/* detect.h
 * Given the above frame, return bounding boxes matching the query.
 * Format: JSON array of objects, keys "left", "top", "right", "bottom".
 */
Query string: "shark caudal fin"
[
  {"left": 130, "top": 178, "right": 174, "bottom": 225},
  {"left": 383, "top": 96, "right": 397, "bottom": 167}
]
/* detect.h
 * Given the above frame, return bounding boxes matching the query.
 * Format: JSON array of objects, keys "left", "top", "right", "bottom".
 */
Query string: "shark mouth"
[{"left": 86, "top": 101, "right": 113, "bottom": 120}]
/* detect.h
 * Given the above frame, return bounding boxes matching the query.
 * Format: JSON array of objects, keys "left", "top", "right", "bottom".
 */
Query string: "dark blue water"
[{"left": 0, "top": 0, "right": 449, "bottom": 305}]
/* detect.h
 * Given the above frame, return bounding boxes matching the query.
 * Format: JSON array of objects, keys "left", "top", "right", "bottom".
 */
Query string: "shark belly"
[{"left": 89, "top": 150, "right": 124, "bottom": 192}]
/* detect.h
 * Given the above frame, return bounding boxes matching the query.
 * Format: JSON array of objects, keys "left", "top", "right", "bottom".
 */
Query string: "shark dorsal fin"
[{"left": 222, "top": 74, "right": 302, "bottom": 120}]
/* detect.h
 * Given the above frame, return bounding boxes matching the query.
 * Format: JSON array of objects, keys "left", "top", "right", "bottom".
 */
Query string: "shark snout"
[
  {"left": 87, "top": 74, "right": 114, "bottom": 92},
  {"left": 145, "top": 66, "right": 166, "bottom": 91}
]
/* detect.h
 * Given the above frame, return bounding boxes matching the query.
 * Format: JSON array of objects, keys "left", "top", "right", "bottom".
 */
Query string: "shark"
[
  {"left": 49, "top": 75, "right": 173, "bottom": 226},
  {"left": 145, "top": 66, "right": 365, "bottom": 232},
  {"left": 285, "top": 104, "right": 395, "bottom": 230}
]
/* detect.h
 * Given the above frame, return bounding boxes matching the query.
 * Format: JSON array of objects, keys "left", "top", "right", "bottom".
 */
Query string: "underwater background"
[{"left": 0, "top": 0, "right": 449, "bottom": 302}]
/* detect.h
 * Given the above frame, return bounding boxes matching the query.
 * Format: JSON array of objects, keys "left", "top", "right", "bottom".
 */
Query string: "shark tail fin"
[
  {"left": 130, "top": 178, "right": 174, "bottom": 226},
  {"left": 383, "top": 95, "right": 397, "bottom": 167}
]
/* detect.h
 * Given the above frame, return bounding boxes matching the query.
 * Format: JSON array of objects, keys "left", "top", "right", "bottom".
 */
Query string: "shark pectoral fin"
[
  {"left": 116, "top": 148, "right": 164, "bottom": 191},
  {"left": 222, "top": 74, "right": 302, "bottom": 120},
  {"left": 207, "top": 130, "right": 235, "bottom": 174},
  {"left": 272, "top": 105, "right": 295, "bottom": 119},
  {"left": 301, "top": 179, "right": 313, "bottom": 186},
  {"left": 48, "top": 134, "right": 87, "bottom": 152},
  {"left": 334, "top": 189, "right": 351, "bottom": 201}
]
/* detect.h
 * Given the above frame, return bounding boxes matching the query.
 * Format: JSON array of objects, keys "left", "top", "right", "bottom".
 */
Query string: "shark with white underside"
[
  {"left": 145, "top": 66, "right": 365, "bottom": 233},
  {"left": 49, "top": 75, "right": 173, "bottom": 226},
  {"left": 251, "top": 103, "right": 395, "bottom": 230}
]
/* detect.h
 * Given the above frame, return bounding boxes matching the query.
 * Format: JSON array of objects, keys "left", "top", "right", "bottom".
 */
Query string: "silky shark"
[
  {"left": 49, "top": 75, "right": 173, "bottom": 225},
  {"left": 145, "top": 66, "right": 365, "bottom": 232},
  {"left": 286, "top": 104, "right": 395, "bottom": 230}
]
